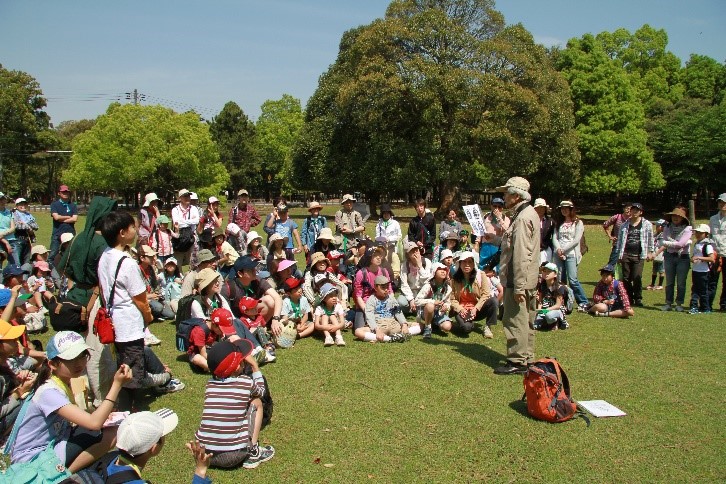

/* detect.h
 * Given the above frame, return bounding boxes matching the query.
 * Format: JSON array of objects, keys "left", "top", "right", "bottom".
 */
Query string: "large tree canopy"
[
  {"left": 555, "top": 33, "right": 665, "bottom": 195},
  {"left": 256, "top": 94, "right": 303, "bottom": 196},
  {"left": 208, "top": 101, "right": 257, "bottom": 191},
  {"left": 293, "top": 0, "right": 579, "bottom": 212},
  {"left": 65, "top": 103, "right": 228, "bottom": 199}
]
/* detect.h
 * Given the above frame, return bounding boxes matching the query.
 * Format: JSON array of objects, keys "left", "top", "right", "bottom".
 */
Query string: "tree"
[
  {"left": 0, "top": 64, "right": 50, "bottom": 195},
  {"left": 681, "top": 54, "right": 726, "bottom": 105},
  {"left": 555, "top": 34, "right": 665, "bottom": 195},
  {"left": 256, "top": 94, "right": 304, "bottom": 197},
  {"left": 293, "top": 0, "right": 579, "bottom": 214},
  {"left": 64, "top": 103, "right": 228, "bottom": 200},
  {"left": 208, "top": 102, "right": 258, "bottom": 191}
]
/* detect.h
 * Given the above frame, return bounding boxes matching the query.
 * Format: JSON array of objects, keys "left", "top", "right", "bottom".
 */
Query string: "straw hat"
[
  {"left": 664, "top": 207, "right": 690, "bottom": 225},
  {"left": 195, "top": 268, "right": 221, "bottom": 292},
  {"left": 308, "top": 201, "right": 323, "bottom": 212},
  {"left": 310, "top": 252, "right": 330, "bottom": 268},
  {"left": 268, "top": 233, "right": 288, "bottom": 248},
  {"left": 317, "top": 227, "right": 335, "bottom": 241}
]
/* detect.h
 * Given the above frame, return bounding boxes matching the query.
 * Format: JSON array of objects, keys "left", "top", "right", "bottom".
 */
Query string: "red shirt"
[{"left": 187, "top": 325, "right": 217, "bottom": 356}]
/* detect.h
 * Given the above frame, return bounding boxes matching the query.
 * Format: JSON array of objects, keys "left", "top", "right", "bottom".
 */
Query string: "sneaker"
[
  {"left": 702, "top": 310, "right": 712, "bottom": 314},
  {"left": 674, "top": 305, "right": 685, "bottom": 312},
  {"left": 335, "top": 335, "right": 346, "bottom": 346},
  {"left": 422, "top": 326, "right": 432, "bottom": 339},
  {"left": 263, "top": 349, "right": 276, "bottom": 363},
  {"left": 483, "top": 326, "right": 494, "bottom": 339},
  {"left": 155, "top": 378, "right": 185, "bottom": 394},
  {"left": 144, "top": 331, "right": 161, "bottom": 346},
  {"left": 242, "top": 444, "right": 275, "bottom": 469},
  {"left": 660, "top": 304, "right": 672, "bottom": 311},
  {"left": 646, "top": 285, "right": 654, "bottom": 290},
  {"left": 558, "top": 320, "right": 570, "bottom": 330},
  {"left": 594, "top": 311, "right": 609, "bottom": 317},
  {"left": 687, "top": 308, "right": 700, "bottom": 315},
  {"left": 577, "top": 303, "right": 589, "bottom": 313},
  {"left": 654, "top": 286, "right": 663, "bottom": 290},
  {"left": 493, "top": 361, "right": 528, "bottom": 375},
  {"left": 324, "top": 335, "right": 334, "bottom": 346},
  {"left": 265, "top": 344, "right": 277, "bottom": 358},
  {"left": 389, "top": 333, "right": 406, "bottom": 343}
]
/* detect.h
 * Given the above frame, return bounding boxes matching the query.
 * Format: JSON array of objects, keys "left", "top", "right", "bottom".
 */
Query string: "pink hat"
[
  {"left": 33, "top": 261, "right": 51, "bottom": 272},
  {"left": 276, "top": 259, "right": 297, "bottom": 273}
]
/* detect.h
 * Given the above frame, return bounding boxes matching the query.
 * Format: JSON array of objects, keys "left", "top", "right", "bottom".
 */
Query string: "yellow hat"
[{"left": 0, "top": 318, "right": 25, "bottom": 340}]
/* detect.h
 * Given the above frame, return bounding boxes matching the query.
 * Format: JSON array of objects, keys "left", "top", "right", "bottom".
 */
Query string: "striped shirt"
[{"left": 195, "top": 372, "right": 265, "bottom": 453}]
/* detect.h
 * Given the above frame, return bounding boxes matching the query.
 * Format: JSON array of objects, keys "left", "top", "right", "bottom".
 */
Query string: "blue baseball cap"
[
  {"left": 2, "top": 264, "right": 27, "bottom": 279},
  {"left": 491, "top": 197, "right": 505, "bottom": 206},
  {"left": 47, "top": 331, "right": 90, "bottom": 360},
  {"left": 233, "top": 255, "right": 258, "bottom": 272},
  {"left": 599, "top": 264, "right": 616, "bottom": 274}
]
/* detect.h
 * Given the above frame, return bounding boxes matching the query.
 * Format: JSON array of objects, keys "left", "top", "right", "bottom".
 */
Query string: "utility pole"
[{"left": 133, "top": 89, "right": 138, "bottom": 105}]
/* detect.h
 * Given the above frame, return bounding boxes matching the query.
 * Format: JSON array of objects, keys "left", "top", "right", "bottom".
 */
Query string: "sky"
[{"left": 1, "top": 0, "right": 724, "bottom": 125}]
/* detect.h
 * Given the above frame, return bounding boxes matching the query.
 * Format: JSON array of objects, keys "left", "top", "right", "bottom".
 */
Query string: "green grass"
[{"left": 28, "top": 208, "right": 726, "bottom": 482}]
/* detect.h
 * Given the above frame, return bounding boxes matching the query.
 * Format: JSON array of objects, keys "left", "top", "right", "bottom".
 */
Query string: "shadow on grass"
[
  {"left": 421, "top": 334, "right": 506, "bottom": 370},
  {"left": 508, "top": 399, "right": 534, "bottom": 420}
]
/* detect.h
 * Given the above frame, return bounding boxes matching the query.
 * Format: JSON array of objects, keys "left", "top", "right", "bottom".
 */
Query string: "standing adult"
[
  {"left": 301, "top": 201, "right": 327, "bottom": 266},
  {"left": 49, "top": 184, "right": 78, "bottom": 266},
  {"left": 137, "top": 192, "right": 160, "bottom": 248},
  {"left": 708, "top": 193, "right": 726, "bottom": 311},
  {"left": 552, "top": 200, "right": 589, "bottom": 311},
  {"left": 171, "top": 189, "right": 199, "bottom": 269},
  {"left": 615, "top": 203, "right": 654, "bottom": 307},
  {"left": 0, "top": 193, "right": 16, "bottom": 266},
  {"left": 11, "top": 198, "right": 38, "bottom": 266},
  {"left": 407, "top": 198, "right": 436, "bottom": 260},
  {"left": 438, "top": 210, "right": 462, "bottom": 244},
  {"left": 488, "top": 177, "right": 540, "bottom": 375},
  {"left": 654, "top": 207, "right": 692, "bottom": 312},
  {"left": 263, "top": 203, "right": 303, "bottom": 260},
  {"left": 335, "top": 194, "right": 365, "bottom": 251},
  {"left": 228, "top": 189, "right": 261, "bottom": 233},
  {"left": 533, "top": 198, "right": 554, "bottom": 263},
  {"left": 603, "top": 203, "right": 632, "bottom": 267}
]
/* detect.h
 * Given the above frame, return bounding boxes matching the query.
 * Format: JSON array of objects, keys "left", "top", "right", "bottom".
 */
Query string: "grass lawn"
[{"left": 26, "top": 206, "right": 725, "bottom": 482}]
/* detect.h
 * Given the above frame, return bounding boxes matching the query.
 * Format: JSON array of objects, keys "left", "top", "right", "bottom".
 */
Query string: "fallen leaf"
[
  {"left": 323, "top": 463, "right": 335, "bottom": 468},
  {"left": 313, "top": 457, "right": 321, "bottom": 464},
  {"left": 322, "top": 428, "right": 331, "bottom": 432}
]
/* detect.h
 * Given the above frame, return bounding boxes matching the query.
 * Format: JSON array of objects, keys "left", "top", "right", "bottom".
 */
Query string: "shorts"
[
  {"left": 376, "top": 318, "right": 402, "bottom": 335},
  {"left": 353, "top": 310, "right": 366, "bottom": 330},
  {"left": 64, "top": 426, "right": 103, "bottom": 466},
  {"left": 417, "top": 307, "right": 450, "bottom": 328},
  {"left": 652, "top": 260, "right": 664, "bottom": 274},
  {"left": 114, "top": 338, "right": 146, "bottom": 389}
]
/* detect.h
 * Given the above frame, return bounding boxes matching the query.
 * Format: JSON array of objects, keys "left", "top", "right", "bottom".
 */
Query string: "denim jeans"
[
  {"left": 9, "top": 238, "right": 26, "bottom": 266},
  {"left": 664, "top": 252, "right": 690, "bottom": 306},
  {"left": 555, "top": 256, "right": 589, "bottom": 305}
]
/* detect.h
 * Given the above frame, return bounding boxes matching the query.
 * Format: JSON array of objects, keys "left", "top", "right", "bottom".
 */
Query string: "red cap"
[
  {"left": 238, "top": 296, "right": 259, "bottom": 314},
  {"left": 210, "top": 308, "right": 235, "bottom": 336},
  {"left": 58, "top": 185, "right": 70, "bottom": 192},
  {"left": 327, "top": 250, "right": 344, "bottom": 260},
  {"left": 283, "top": 277, "right": 301, "bottom": 291}
]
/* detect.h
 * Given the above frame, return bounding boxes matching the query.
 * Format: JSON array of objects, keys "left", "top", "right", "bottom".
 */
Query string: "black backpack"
[
  {"left": 172, "top": 225, "right": 195, "bottom": 252},
  {"left": 175, "top": 294, "right": 202, "bottom": 327},
  {"left": 176, "top": 317, "right": 209, "bottom": 351},
  {"left": 60, "top": 451, "right": 139, "bottom": 484}
]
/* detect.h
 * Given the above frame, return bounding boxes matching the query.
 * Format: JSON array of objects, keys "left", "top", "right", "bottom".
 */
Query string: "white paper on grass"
[
  {"left": 462, "top": 204, "right": 486, "bottom": 237},
  {"left": 577, "top": 400, "right": 627, "bottom": 418}
]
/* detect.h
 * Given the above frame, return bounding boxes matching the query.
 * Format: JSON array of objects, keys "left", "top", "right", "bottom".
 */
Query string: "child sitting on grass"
[
  {"left": 303, "top": 251, "right": 349, "bottom": 308},
  {"left": 588, "top": 264, "right": 634, "bottom": 318},
  {"left": 313, "top": 283, "right": 346, "bottom": 346},
  {"left": 196, "top": 339, "right": 275, "bottom": 469},
  {"left": 362, "top": 274, "right": 410, "bottom": 343},
  {"left": 281, "top": 277, "right": 314, "bottom": 340},
  {"left": 213, "top": 228, "right": 240, "bottom": 278},
  {"left": 534, "top": 262, "right": 568, "bottom": 330},
  {"left": 414, "top": 263, "right": 452, "bottom": 338}
]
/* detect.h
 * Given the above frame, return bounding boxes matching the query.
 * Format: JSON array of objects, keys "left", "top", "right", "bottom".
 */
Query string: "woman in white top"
[
  {"left": 552, "top": 200, "right": 589, "bottom": 310},
  {"left": 375, "top": 204, "right": 402, "bottom": 281}
]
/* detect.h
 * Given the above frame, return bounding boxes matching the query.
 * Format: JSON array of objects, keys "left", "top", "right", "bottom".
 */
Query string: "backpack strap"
[
  {"left": 93, "top": 451, "right": 143, "bottom": 484},
  {"left": 3, "top": 390, "right": 35, "bottom": 455}
]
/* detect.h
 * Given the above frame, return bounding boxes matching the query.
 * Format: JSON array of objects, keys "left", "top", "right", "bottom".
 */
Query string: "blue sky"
[{"left": 1, "top": 0, "right": 724, "bottom": 125}]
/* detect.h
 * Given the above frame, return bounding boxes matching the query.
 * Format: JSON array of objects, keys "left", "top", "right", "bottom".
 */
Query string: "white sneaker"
[
  {"left": 483, "top": 326, "right": 494, "bottom": 339},
  {"left": 155, "top": 378, "right": 185, "bottom": 394},
  {"left": 324, "top": 335, "right": 334, "bottom": 346},
  {"left": 263, "top": 349, "right": 276, "bottom": 364},
  {"left": 144, "top": 331, "right": 161, "bottom": 346},
  {"left": 335, "top": 335, "right": 346, "bottom": 346}
]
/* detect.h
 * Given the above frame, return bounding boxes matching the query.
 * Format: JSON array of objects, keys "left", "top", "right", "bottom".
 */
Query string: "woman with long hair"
[{"left": 552, "top": 200, "right": 589, "bottom": 311}]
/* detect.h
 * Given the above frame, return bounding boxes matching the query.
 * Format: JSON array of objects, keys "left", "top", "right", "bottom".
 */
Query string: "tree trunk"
[
  {"left": 368, "top": 191, "right": 381, "bottom": 219},
  {"left": 435, "top": 181, "right": 460, "bottom": 220}
]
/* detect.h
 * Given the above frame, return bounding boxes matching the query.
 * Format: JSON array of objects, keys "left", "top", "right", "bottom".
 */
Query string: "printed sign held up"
[{"left": 462, "top": 204, "right": 486, "bottom": 237}]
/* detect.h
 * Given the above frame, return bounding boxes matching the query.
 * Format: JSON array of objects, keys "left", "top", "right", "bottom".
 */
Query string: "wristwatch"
[{"left": 272, "top": 315, "right": 281, "bottom": 321}]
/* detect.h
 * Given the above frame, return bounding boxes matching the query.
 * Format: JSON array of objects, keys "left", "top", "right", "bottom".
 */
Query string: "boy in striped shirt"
[{"left": 195, "top": 339, "right": 275, "bottom": 469}]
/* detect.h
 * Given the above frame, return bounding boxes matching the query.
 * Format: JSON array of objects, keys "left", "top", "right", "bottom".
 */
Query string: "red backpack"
[{"left": 522, "top": 357, "right": 589, "bottom": 425}]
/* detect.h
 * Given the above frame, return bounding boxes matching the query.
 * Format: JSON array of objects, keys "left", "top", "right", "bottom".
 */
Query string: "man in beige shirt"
[{"left": 486, "top": 177, "right": 540, "bottom": 375}]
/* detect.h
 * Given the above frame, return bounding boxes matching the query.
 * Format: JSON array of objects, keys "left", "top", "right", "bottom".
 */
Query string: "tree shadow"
[{"left": 421, "top": 335, "right": 506, "bottom": 370}]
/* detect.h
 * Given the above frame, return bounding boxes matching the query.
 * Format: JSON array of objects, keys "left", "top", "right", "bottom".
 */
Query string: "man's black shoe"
[
  {"left": 634, "top": 300, "right": 644, "bottom": 307},
  {"left": 493, "top": 362, "right": 528, "bottom": 375}
]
